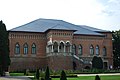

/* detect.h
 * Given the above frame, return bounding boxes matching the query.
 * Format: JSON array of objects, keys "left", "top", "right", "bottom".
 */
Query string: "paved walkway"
[
  {"left": 0, "top": 76, "right": 33, "bottom": 80},
  {"left": 77, "top": 73, "right": 120, "bottom": 76}
]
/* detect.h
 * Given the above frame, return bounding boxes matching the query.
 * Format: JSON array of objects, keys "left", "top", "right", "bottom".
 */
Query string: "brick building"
[{"left": 8, "top": 19, "right": 113, "bottom": 71}]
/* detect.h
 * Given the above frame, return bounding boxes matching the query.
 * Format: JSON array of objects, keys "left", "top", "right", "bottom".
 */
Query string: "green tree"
[
  {"left": 60, "top": 70, "right": 67, "bottom": 80},
  {"left": 112, "top": 30, "right": 120, "bottom": 69},
  {"left": 92, "top": 56, "right": 103, "bottom": 69},
  {"left": 45, "top": 66, "right": 50, "bottom": 80},
  {"left": 95, "top": 75, "right": 100, "bottom": 80},
  {"left": 0, "top": 21, "right": 10, "bottom": 76},
  {"left": 36, "top": 69, "right": 40, "bottom": 80}
]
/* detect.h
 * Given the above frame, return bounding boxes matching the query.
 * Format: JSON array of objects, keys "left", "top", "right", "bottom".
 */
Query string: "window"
[
  {"left": 15, "top": 43, "right": 20, "bottom": 54},
  {"left": 72, "top": 44, "right": 76, "bottom": 55},
  {"left": 53, "top": 42, "right": 58, "bottom": 52},
  {"left": 59, "top": 42, "right": 64, "bottom": 52},
  {"left": 23, "top": 43, "right": 28, "bottom": 55},
  {"left": 103, "top": 47, "right": 107, "bottom": 56},
  {"left": 32, "top": 43, "right": 36, "bottom": 54},
  {"left": 78, "top": 44, "right": 82, "bottom": 56},
  {"left": 96, "top": 45, "right": 99, "bottom": 55},
  {"left": 90, "top": 45, "right": 94, "bottom": 55},
  {"left": 66, "top": 42, "right": 71, "bottom": 52}
]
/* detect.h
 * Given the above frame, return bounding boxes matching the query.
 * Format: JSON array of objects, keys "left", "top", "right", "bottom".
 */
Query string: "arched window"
[
  {"left": 32, "top": 43, "right": 36, "bottom": 54},
  {"left": 66, "top": 42, "right": 71, "bottom": 52},
  {"left": 78, "top": 44, "right": 82, "bottom": 56},
  {"left": 59, "top": 42, "right": 64, "bottom": 52},
  {"left": 15, "top": 43, "right": 20, "bottom": 54},
  {"left": 96, "top": 45, "right": 99, "bottom": 55},
  {"left": 90, "top": 45, "right": 94, "bottom": 55},
  {"left": 103, "top": 47, "right": 107, "bottom": 56},
  {"left": 23, "top": 43, "right": 28, "bottom": 55},
  {"left": 53, "top": 42, "right": 58, "bottom": 53},
  {"left": 72, "top": 44, "right": 76, "bottom": 55}
]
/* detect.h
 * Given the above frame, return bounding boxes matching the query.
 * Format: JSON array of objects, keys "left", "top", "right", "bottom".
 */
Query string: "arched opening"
[
  {"left": 59, "top": 42, "right": 64, "bottom": 52},
  {"left": 23, "top": 43, "right": 28, "bottom": 55},
  {"left": 15, "top": 43, "right": 20, "bottom": 54},
  {"left": 103, "top": 47, "right": 107, "bottom": 56},
  {"left": 96, "top": 45, "right": 100, "bottom": 55},
  {"left": 90, "top": 45, "right": 94, "bottom": 55},
  {"left": 84, "top": 66, "right": 90, "bottom": 69},
  {"left": 53, "top": 42, "right": 58, "bottom": 53},
  {"left": 72, "top": 44, "right": 76, "bottom": 55},
  {"left": 66, "top": 42, "right": 71, "bottom": 52},
  {"left": 78, "top": 44, "right": 82, "bottom": 56},
  {"left": 31, "top": 43, "right": 36, "bottom": 54}
]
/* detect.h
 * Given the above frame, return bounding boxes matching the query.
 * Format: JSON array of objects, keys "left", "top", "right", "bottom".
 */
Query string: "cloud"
[{"left": 99, "top": 0, "right": 120, "bottom": 16}]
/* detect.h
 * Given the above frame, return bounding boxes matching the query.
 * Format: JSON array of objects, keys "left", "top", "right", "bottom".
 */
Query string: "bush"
[
  {"left": 41, "top": 77, "right": 44, "bottom": 80},
  {"left": 26, "top": 69, "right": 29, "bottom": 76},
  {"left": 36, "top": 69, "right": 40, "bottom": 80},
  {"left": 95, "top": 75, "right": 100, "bottom": 80},
  {"left": 92, "top": 56, "right": 103, "bottom": 69},
  {"left": 0, "top": 68, "right": 5, "bottom": 76},
  {"left": 60, "top": 70, "right": 67, "bottom": 80},
  {"left": 45, "top": 66, "right": 50, "bottom": 80}
]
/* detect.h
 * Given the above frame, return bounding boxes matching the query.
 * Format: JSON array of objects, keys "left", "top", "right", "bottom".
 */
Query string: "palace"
[{"left": 8, "top": 18, "right": 113, "bottom": 71}]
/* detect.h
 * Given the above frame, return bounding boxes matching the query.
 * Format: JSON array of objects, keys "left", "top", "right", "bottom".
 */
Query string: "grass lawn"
[
  {"left": 9, "top": 73, "right": 120, "bottom": 80},
  {"left": 10, "top": 72, "right": 35, "bottom": 76},
  {"left": 52, "top": 75, "right": 120, "bottom": 80},
  {"left": 10, "top": 73, "right": 25, "bottom": 76}
]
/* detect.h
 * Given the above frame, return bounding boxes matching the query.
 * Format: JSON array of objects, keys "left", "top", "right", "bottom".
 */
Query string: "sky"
[{"left": 0, "top": 0, "right": 120, "bottom": 31}]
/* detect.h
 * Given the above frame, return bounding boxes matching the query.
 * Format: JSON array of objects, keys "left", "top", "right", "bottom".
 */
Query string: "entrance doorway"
[{"left": 104, "top": 62, "right": 108, "bottom": 69}]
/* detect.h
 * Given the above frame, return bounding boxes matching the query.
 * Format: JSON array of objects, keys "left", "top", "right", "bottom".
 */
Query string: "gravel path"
[{"left": 0, "top": 76, "right": 32, "bottom": 80}]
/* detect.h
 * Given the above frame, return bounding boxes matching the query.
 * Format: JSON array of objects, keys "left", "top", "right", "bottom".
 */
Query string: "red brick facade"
[{"left": 8, "top": 30, "right": 113, "bottom": 71}]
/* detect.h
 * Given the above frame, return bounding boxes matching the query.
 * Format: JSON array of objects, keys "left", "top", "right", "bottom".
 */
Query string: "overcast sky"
[{"left": 0, "top": 0, "right": 120, "bottom": 31}]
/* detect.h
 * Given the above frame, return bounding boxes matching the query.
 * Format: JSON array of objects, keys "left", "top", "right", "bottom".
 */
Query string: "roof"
[
  {"left": 9, "top": 18, "right": 109, "bottom": 36},
  {"left": 80, "top": 25, "right": 110, "bottom": 32}
]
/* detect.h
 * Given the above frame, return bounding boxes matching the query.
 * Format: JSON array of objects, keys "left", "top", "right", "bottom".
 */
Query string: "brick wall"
[{"left": 8, "top": 30, "right": 113, "bottom": 71}]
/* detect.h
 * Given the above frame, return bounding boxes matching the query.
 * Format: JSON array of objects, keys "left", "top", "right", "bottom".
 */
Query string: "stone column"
[
  {"left": 64, "top": 45, "right": 66, "bottom": 52},
  {"left": 58, "top": 45, "right": 59, "bottom": 52},
  {"left": 70, "top": 45, "right": 72, "bottom": 52},
  {"left": 52, "top": 45, "right": 53, "bottom": 52}
]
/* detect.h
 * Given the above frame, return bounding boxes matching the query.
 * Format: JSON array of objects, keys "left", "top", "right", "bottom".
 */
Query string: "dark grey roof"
[
  {"left": 80, "top": 25, "right": 110, "bottom": 32},
  {"left": 9, "top": 18, "right": 108, "bottom": 35}
]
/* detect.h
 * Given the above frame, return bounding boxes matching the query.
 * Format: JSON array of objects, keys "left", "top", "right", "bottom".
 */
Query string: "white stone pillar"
[
  {"left": 46, "top": 46, "right": 48, "bottom": 53},
  {"left": 58, "top": 45, "right": 59, "bottom": 52},
  {"left": 64, "top": 45, "right": 66, "bottom": 52},
  {"left": 70, "top": 45, "right": 72, "bottom": 52},
  {"left": 52, "top": 45, "right": 53, "bottom": 52}
]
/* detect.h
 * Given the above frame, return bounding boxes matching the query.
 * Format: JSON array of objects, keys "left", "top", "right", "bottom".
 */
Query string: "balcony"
[{"left": 46, "top": 52, "right": 72, "bottom": 56}]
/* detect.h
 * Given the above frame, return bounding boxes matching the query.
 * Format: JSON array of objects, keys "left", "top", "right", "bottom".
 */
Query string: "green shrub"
[
  {"left": 60, "top": 70, "right": 67, "bottom": 80},
  {"left": 41, "top": 77, "right": 44, "bottom": 80},
  {"left": 36, "top": 69, "right": 40, "bottom": 80},
  {"left": 95, "top": 75, "right": 100, "bottom": 80},
  {"left": 45, "top": 66, "right": 50, "bottom": 80},
  {"left": 92, "top": 56, "right": 103, "bottom": 69}
]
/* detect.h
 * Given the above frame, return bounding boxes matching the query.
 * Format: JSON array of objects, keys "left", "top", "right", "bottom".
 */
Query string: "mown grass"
[
  {"left": 52, "top": 75, "right": 120, "bottom": 80},
  {"left": 10, "top": 73, "right": 24, "bottom": 76},
  {"left": 9, "top": 73, "right": 120, "bottom": 80},
  {"left": 10, "top": 72, "right": 35, "bottom": 76}
]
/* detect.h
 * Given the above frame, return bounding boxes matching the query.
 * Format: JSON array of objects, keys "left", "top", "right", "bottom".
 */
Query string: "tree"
[
  {"left": 60, "top": 70, "right": 67, "bottom": 80},
  {"left": 45, "top": 66, "right": 50, "bottom": 80},
  {"left": 36, "top": 69, "right": 40, "bottom": 80},
  {"left": 95, "top": 75, "right": 100, "bottom": 80},
  {"left": 112, "top": 30, "right": 120, "bottom": 69},
  {"left": 92, "top": 56, "right": 103, "bottom": 69},
  {"left": 0, "top": 21, "right": 10, "bottom": 76}
]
